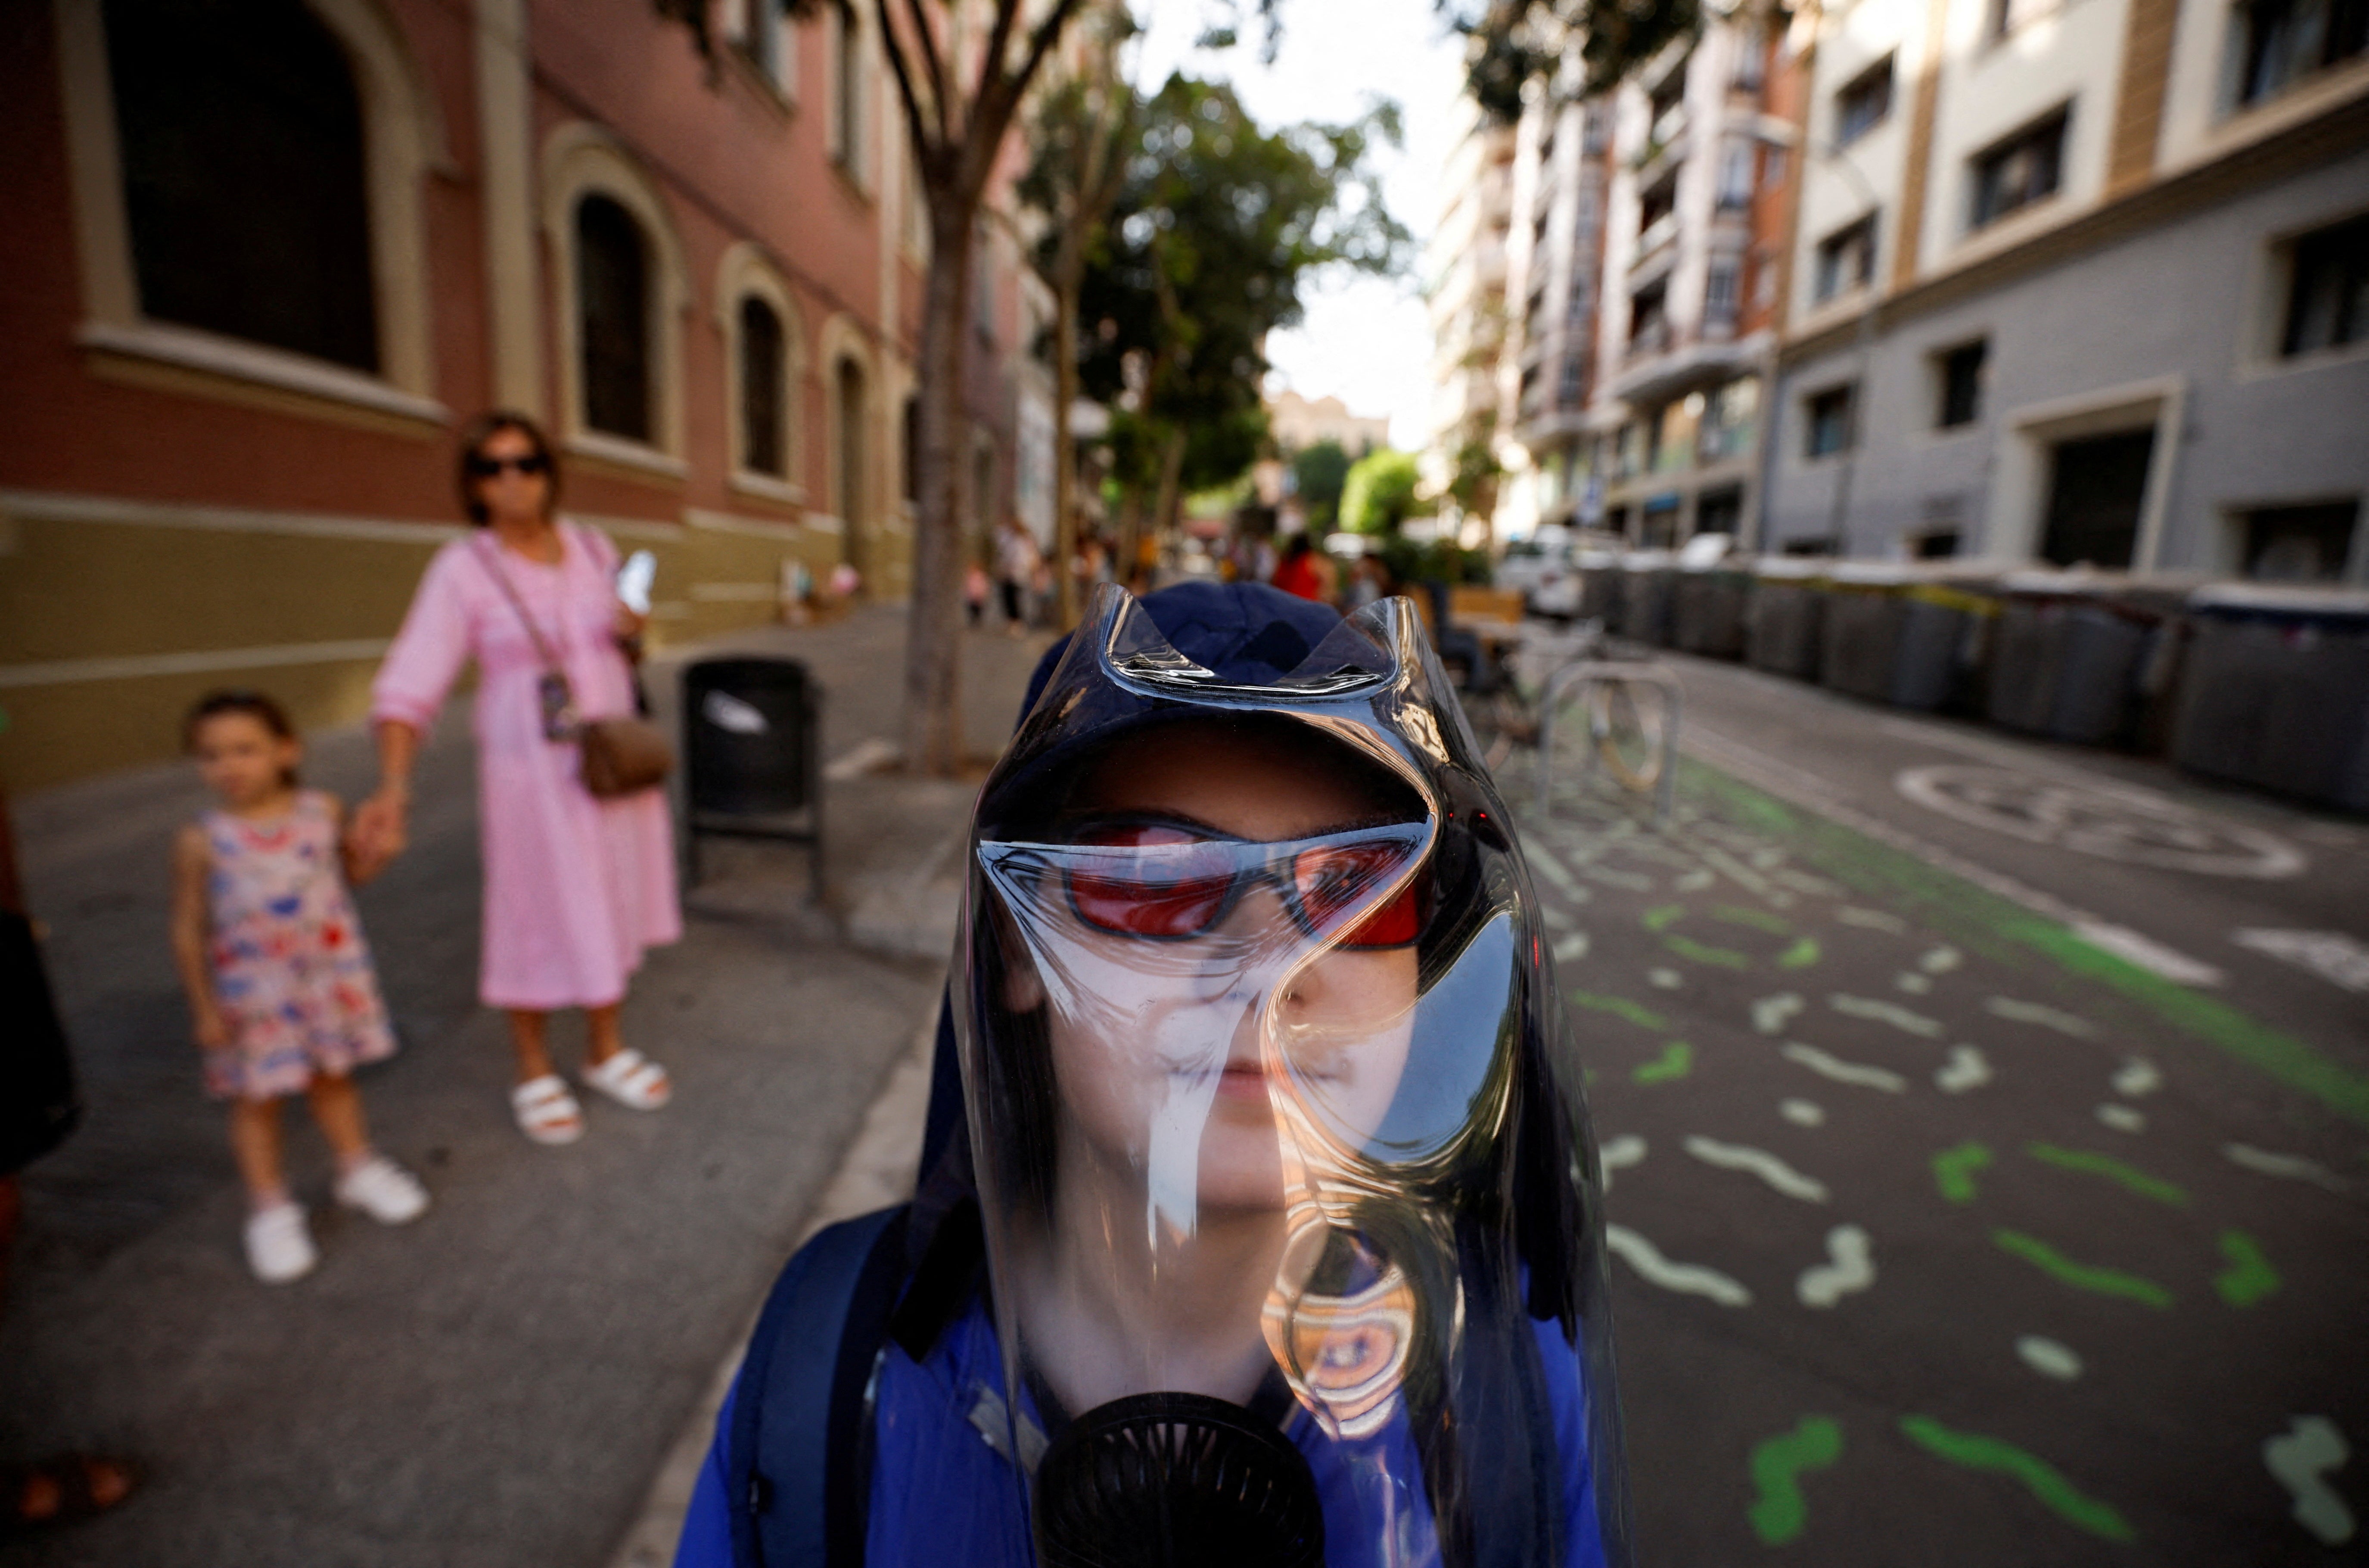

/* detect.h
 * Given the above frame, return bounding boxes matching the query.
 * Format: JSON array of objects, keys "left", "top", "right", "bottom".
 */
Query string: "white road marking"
[
  {"left": 2234, "top": 929, "right": 2369, "bottom": 994},
  {"left": 1985, "top": 997, "right": 2101, "bottom": 1038},
  {"left": 1797, "top": 1225, "right": 1875, "bottom": 1307},
  {"left": 1605, "top": 1225, "right": 1753, "bottom": 1307},
  {"left": 1837, "top": 907, "right": 1908, "bottom": 932},
  {"left": 1528, "top": 842, "right": 1584, "bottom": 898},
  {"left": 1682, "top": 727, "right": 2227, "bottom": 987},
  {"left": 1936, "top": 1045, "right": 1993, "bottom": 1093},
  {"left": 1543, "top": 903, "right": 1578, "bottom": 931},
  {"left": 1919, "top": 945, "right": 1962, "bottom": 974},
  {"left": 2111, "top": 1058, "right": 2162, "bottom": 1097},
  {"left": 1673, "top": 868, "right": 1716, "bottom": 892},
  {"left": 1782, "top": 1043, "right": 1909, "bottom": 1093},
  {"left": 1751, "top": 993, "right": 1805, "bottom": 1035},
  {"left": 1696, "top": 845, "right": 1796, "bottom": 907},
  {"left": 2224, "top": 1144, "right": 2352, "bottom": 1194},
  {"left": 2263, "top": 1416, "right": 2357, "bottom": 1546},
  {"left": 2096, "top": 1104, "right": 2147, "bottom": 1133},
  {"left": 1598, "top": 1133, "right": 1647, "bottom": 1193},
  {"left": 2071, "top": 920, "right": 2227, "bottom": 987},
  {"left": 1781, "top": 1099, "right": 1825, "bottom": 1127},
  {"left": 2016, "top": 1336, "right": 2084, "bottom": 1380},
  {"left": 1892, "top": 763, "right": 2308, "bottom": 879},
  {"left": 1895, "top": 972, "right": 1934, "bottom": 995},
  {"left": 1772, "top": 867, "right": 1844, "bottom": 897},
  {"left": 1648, "top": 966, "right": 1683, "bottom": 988},
  {"left": 1831, "top": 994, "right": 1945, "bottom": 1037},
  {"left": 1552, "top": 932, "right": 1591, "bottom": 963},
  {"left": 1685, "top": 1135, "right": 1831, "bottom": 1202}
]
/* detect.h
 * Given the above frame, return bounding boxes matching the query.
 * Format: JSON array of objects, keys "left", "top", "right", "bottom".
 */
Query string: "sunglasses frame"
[
  {"left": 468, "top": 453, "right": 550, "bottom": 478},
  {"left": 988, "top": 821, "right": 1433, "bottom": 950}
]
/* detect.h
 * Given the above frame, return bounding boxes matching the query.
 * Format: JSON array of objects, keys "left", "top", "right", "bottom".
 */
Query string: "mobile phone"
[{"left": 617, "top": 550, "right": 657, "bottom": 615}]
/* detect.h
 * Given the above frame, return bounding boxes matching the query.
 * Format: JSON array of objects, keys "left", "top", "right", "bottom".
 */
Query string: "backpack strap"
[{"left": 728, "top": 1205, "right": 911, "bottom": 1568}]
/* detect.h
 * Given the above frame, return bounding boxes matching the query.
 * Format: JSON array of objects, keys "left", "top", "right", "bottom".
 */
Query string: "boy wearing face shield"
[{"left": 676, "top": 584, "right": 1632, "bottom": 1568}]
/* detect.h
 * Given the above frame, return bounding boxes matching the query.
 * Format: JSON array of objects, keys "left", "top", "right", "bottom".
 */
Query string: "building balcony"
[
  {"left": 1607, "top": 327, "right": 1761, "bottom": 406},
  {"left": 1632, "top": 212, "right": 1679, "bottom": 269}
]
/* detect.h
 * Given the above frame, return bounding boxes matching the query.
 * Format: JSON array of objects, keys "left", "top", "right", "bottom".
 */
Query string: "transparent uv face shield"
[{"left": 957, "top": 585, "right": 1630, "bottom": 1568}]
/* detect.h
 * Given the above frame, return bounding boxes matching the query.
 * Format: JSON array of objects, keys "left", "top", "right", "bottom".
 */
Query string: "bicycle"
[{"left": 1455, "top": 618, "right": 1683, "bottom": 822}]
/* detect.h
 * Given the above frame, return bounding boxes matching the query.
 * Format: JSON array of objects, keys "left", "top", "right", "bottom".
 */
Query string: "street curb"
[{"left": 603, "top": 1002, "right": 940, "bottom": 1568}]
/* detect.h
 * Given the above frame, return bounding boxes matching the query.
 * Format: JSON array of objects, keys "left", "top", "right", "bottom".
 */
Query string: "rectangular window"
[
  {"left": 1733, "top": 27, "right": 1767, "bottom": 91},
  {"left": 1706, "top": 261, "right": 1741, "bottom": 323},
  {"left": 1835, "top": 56, "right": 1895, "bottom": 146},
  {"left": 1805, "top": 384, "right": 1856, "bottom": 457},
  {"left": 1814, "top": 215, "right": 1877, "bottom": 302},
  {"left": 1970, "top": 109, "right": 2067, "bottom": 230},
  {"left": 2240, "top": 500, "right": 2360, "bottom": 579},
  {"left": 1718, "top": 141, "right": 1756, "bottom": 209},
  {"left": 2281, "top": 212, "right": 2369, "bottom": 356},
  {"left": 1629, "top": 283, "right": 1670, "bottom": 357},
  {"left": 1990, "top": 0, "right": 2061, "bottom": 37},
  {"left": 1936, "top": 340, "right": 1987, "bottom": 428},
  {"left": 1913, "top": 530, "right": 1962, "bottom": 558},
  {"left": 2233, "top": 0, "right": 2369, "bottom": 106}
]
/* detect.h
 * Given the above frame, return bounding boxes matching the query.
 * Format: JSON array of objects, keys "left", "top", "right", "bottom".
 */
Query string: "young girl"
[{"left": 171, "top": 691, "right": 427, "bottom": 1284}]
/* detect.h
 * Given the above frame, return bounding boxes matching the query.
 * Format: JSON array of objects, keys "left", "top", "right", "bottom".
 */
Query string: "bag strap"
[
  {"left": 730, "top": 1205, "right": 912, "bottom": 1568},
  {"left": 473, "top": 535, "right": 565, "bottom": 679}
]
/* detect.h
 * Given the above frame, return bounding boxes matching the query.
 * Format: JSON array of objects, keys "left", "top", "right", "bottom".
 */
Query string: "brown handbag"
[{"left": 478, "top": 536, "right": 674, "bottom": 798}]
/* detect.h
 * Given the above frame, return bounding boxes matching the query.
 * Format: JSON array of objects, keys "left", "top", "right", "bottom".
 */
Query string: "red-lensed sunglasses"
[{"left": 1026, "top": 820, "right": 1432, "bottom": 949}]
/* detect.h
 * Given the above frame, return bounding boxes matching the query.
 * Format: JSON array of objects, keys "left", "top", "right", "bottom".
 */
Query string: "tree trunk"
[
  {"left": 902, "top": 203, "right": 976, "bottom": 776},
  {"left": 1150, "top": 424, "right": 1188, "bottom": 551},
  {"left": 1052, "top": 270, "right": 1081, "bottom": 631}
]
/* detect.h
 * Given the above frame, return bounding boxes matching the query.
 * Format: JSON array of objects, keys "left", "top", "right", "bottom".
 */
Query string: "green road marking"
[
  {"left": 2025, "top": 1144, "right": 2189, "bottom": 1208},
  {"left": 1898, "top": 1416, "right": 2136, "bottom": 1543},
  {"left": 1747, "top": 1416, "right": 1843, "bottom": 1546},
  {"left": 2214, "top": 1230, "right": 2280, "bottom": 1306},
  {"left": 1714, "top": 904, "right": 1793, "bottom": 935},
  {"left": 1933, "top": 1142, "right": 1993, "bottom": 1204},
  {"left": 1634, "top": 1041, "right": 1694, "bottom": 1084},
  {"left": 1992, "top": 1230, "right": 2172, "bottom": 1308},
  {"left": 1776, "top": 936, "right": 1822, "bottom": 969},
  {"left": 1666, "top": 935, "right": 1751, "bottom": 969},
  {"left": 1643, "top": 903, "right": 1688, "bottom": 931},
  {"left": 1567, "top": 990, "right": 1669, "bottom": 1031},
  {"left": 1679, "top": 765, "right": 2369, "bottom": 1132}
]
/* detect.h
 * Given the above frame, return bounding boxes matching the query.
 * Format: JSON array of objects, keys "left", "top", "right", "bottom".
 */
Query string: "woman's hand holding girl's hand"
[
  {"left": 612, "top": 602, "right": 648, "bottom": 641},
  {"left": 349, "top": 789, "right": 409, "bottom": 881}
]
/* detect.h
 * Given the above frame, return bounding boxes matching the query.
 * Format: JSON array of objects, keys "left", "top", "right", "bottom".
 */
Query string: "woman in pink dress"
[{"left": 351, "top": 413, "right": 680, "bottom": 1145}]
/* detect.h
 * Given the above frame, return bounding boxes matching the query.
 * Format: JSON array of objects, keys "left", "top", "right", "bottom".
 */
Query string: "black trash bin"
[
  {"left": 682, "top": 656, "right": 824, "bottom": 892},
  {"left": 1745, "top": 558, "right": 1828, "bottom": 680},
  {"left": 2172, "top": 585, "right": 2369, "bottom": 811},
  {"left": 1987, "top": 570, "right": 2185, "bottom": 746},
  {"left": 1614, "top": 550, "right": 1678, "bottom": 645}
]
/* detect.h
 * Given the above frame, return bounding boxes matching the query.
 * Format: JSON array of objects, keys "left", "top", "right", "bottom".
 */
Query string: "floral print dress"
[{"left": 202, "top": 792, "right": 397, "bottom": 1101}]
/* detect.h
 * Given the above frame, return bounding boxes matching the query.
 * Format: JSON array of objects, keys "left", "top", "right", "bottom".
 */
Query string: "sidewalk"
[{"left": 1, "top": 607, "right": 1052, "bottom": 1568}]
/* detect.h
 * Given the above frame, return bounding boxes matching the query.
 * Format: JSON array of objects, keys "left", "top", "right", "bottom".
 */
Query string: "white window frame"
[
  {"left": 715, "top": 242, "right": 807, "bottom": 503},
  {"left": 51, "top": 0, "right": 446, "bottom": 426}
]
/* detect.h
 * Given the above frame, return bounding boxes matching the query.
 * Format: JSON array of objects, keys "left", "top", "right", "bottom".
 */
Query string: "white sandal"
[
  {"left": 581, "top": 1047, "right": 672, "bottom": 1111},
  {"left": 511, "top": 1074, "right": 585, "bottom": 1145}
]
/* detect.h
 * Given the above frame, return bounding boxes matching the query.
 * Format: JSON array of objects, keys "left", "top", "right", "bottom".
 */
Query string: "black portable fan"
[{"left": 1031, "top": 1391, "right": 1326, "bottom": 1568}]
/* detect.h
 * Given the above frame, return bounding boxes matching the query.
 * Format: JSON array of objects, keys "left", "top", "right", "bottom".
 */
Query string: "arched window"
[
  {"left": 836, "top": 357, "right": 867, "bottom": 561},
  {"left": 577, "top": 195, "right": 652, "bottom": 441},
  {"left": 102, "top": 0, "right": 377, "bottom": 371},
  {"left": 739, "top": 297, "right": 787, "bottom": 477}
]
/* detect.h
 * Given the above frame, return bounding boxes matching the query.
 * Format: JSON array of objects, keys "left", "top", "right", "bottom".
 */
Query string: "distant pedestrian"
[
  {"left": 351, "top": 413, "right": 679, "bottom": 1149},
  {"left": 964, "top": 561, "right": 990, "bottom": 627},
  {"left": 172, "top": 691, "right": 427, "bottom": 1284},
  {"left": 994, "top": 517, "right": 1038, "bottom": 637},
  {"left": 1270, "top": 532, "right": 1332, "bottom": 602}
]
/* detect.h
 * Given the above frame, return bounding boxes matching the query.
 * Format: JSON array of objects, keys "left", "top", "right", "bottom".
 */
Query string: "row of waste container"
[{"left": 1562, "top": 546, "right": 2369, "bottom": 813}]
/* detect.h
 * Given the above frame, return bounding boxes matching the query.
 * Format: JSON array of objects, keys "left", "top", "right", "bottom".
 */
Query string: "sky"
[{"left": 1127, "top": 0, "right": 1471, "bottom": 451}]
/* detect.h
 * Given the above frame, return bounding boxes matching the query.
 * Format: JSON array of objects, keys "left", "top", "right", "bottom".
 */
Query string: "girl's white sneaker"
[
  {"left": 334, "top": 1155, "right": 429, "bottom": 1225},
  {"left": 244, "top": 1202, "right": 317, "bottom": 1284}
]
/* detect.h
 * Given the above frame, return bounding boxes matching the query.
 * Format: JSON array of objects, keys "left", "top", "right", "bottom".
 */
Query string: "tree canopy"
[
  {"left": 1340, "top": 449, "right": 1423, "bottom": 534},
  {"left": 1073, "top": 74, "right": 1407, "bottom": 514},
  {"left": 1290, "top": 439, "right": 1353, "bottom": 531}
]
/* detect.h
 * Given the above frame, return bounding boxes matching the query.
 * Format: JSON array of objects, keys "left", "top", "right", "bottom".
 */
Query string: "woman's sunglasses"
[
  {"left": 993, "top": 821, "right": 1431, "bottom": 949},
  {"left": 467, "top": 453, "right": 550, "bottom": 478}
]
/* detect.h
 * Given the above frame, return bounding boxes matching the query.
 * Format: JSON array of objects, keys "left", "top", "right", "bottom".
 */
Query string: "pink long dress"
[{"left": 372, "top": 519, "right": 681, "bottom": 1011}]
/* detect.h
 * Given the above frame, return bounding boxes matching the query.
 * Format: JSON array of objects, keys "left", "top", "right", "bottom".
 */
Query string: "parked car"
[{"left": 1496, "top": 525, "right": 1574, "bottom": 609}]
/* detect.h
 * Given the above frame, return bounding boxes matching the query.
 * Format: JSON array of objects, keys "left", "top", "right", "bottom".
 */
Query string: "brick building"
[{"left": 0, "top": 0, "right": 1042, "bottom": 790}]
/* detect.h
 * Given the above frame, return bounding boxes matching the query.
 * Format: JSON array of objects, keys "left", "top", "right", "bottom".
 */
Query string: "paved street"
[
  {"left": 1, "top": 609, "right": 1048, "bottom": 1568},
  {"left": 1556, "top": 653, "right": 2368, "bottom": 1564}
]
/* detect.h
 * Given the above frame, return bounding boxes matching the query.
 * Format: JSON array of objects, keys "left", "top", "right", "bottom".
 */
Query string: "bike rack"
[{"left": 1532, "top": 661, "right": 1685, "bottom": 827}]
